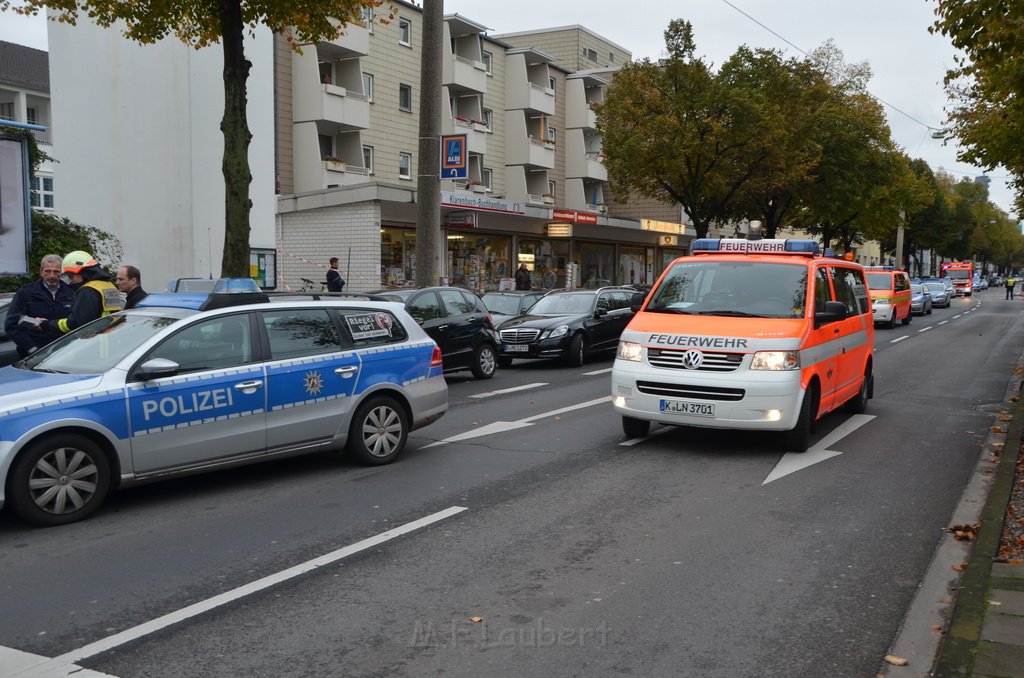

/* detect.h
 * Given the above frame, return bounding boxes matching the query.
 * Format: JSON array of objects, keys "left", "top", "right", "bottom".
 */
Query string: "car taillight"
[{"left": 431, "top": 345, "right": 443, "bottom": 367}]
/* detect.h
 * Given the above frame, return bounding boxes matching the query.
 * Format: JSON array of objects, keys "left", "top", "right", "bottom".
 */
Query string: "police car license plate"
[
  {"left": 660, "top": 400, "right": 715, "bottom": 417},
  {"left": 504, "top": 344, "right": 529, "bottom": 352}
]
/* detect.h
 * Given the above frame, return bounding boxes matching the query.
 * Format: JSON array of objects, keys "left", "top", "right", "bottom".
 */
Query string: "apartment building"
[
  {"left": 45, "top": 2, "right": 692, "bottom": 292},
  {"left": 0, "top": 40, "right": 55, "bottom": 213}
]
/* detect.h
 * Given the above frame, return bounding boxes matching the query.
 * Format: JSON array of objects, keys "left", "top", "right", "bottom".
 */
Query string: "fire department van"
[
  {"left": 611, "top": 235, "right": 874, "bottom": 452},
  {"left": 864, "top": 267, "right": 912, "bottom": 328}
]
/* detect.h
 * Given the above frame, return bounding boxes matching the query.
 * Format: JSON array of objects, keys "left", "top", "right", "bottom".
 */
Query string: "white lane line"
[
  {"left": 0, "top": 646, "right": 116, "bottom": 677},
  {"left": 918, "top": 326, "right": 933, "bottom": 333},
  {"left": 583, "top": 367, "right": 613, "bottom": 376},
  {"left": 762, "top": 414, "right": 875, "bottom": 485},
  {"left": 420, "top": 396, "right": 612, "bottom": 448},
  {"left": 469, "top": 383, "right": 548, "bottom": 399},
  {"left": 13, "top": 507, "right": 468, "bottom": 677},
  {"left": 953, "top": 314, "right": 962, "bottom": 318},
  {"left": 938, "top": 320, "right": 948, "bottom": 325},
  {"left": 890, "top": 335, "right": 909, "bottom": 343},
  {"left": 619, "top": 425, "right": 673, "bottom": 446}
]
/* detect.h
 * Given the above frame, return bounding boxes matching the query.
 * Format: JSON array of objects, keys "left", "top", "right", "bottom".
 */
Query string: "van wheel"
[
  {"left": 8, "top": 434, "right": 112, "bottom": 526},
  {"left": 622, "top": 416, "right": 650, "bottom": 438},
  {"left": 901, "top": 312, "right": 911, "bottom": 325},
  {"left": 886, "top": 311, "right": 897, "bottom": 329},
  {"left": 346, "top": 396, "right": 408, "bottom": 465},
  {"left": 782, "top": 386, "right": 817, "bottom": 453},
  {"left": 565, "top": 334, "right": 586, "bottom": 367},
  {"left": 845, "top": 368, "right": 872, "bottom": 414},
  {"left": 471, "top": 344, "right": 497, "bottom": 380}
]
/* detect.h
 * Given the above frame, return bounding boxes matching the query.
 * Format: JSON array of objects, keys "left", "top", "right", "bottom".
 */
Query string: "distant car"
[
  {"left": 972, "top": 276, "right": 988, "bottom": 291},
  {"left": 910, "top": 283, "right": 933, "bottom": 315},
  {"left": 481, "top": 290, "right": 547, "bottom": 326},
  {"left": 496, "top": 287, "right": 637, "bottom": 367},
  {"left": 166, "top": 277, "right": 218, "bottom": 293},
  {"left": 0, "top": 282, "right": 448, "bottom": 525},
  {"left": 922, "top": 281, "right": 951, "bottom": 308},
  {"left": 368, "top": 286, "right": 499, "bottom": 380},
  {"left": 0, "top": 293, "right": 19, "bottom": 367}
]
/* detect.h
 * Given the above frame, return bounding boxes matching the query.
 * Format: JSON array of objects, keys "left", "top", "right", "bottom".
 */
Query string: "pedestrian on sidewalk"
[{"left": 1006, "top": 275, "right": 1016, "bottom": 300}]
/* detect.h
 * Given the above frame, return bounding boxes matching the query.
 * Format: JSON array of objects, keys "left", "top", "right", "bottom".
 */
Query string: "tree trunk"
[{"left": 219, "top": 0, "right": 253, "bottom": 278}]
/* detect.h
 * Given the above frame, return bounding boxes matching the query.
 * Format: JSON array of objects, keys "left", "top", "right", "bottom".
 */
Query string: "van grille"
[
  {"left": 647, "top": 348, "right": 744, "bottom": 372},
  {"left": 636, "top": 381, "right": 745, "bottom": 401},
  {"left": 500, "top": 328, "right": 541, "bottom": 343}
]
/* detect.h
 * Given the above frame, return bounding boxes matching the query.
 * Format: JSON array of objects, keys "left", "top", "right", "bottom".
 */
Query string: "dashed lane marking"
[{"left": 469, "top": 383, "right": 548, "bottom": 399}]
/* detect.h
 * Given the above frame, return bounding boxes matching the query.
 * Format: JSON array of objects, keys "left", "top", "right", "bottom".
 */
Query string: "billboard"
[{"left": 0, "top": 134, "right": 30, "bottom": 275}]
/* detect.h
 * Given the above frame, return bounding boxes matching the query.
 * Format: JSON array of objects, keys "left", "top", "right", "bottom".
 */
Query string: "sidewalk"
[{"left": 931, "top": 318, "right": 1024, "bottom": 677}]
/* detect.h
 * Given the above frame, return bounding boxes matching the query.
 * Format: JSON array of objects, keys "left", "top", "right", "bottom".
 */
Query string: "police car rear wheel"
[
  {"left": 9, "top": 434, "right": 111, "bottom": 526},
  {"left": 622, "top": 416, "right": 650, "bottom": 438},
  {"left": 346, "top": 397, "right": 408, "bottom": 465},
  {"left": 471, "top": 344, "right": 497, "bottom": 379}
]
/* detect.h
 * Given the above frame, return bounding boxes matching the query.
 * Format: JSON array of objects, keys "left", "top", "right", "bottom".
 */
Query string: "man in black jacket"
[
  {"left": 4, "top": 254, "right": 74, "bottom": 358},
  {"left": 325, "top": 257, "right": 345, "bottom": 292},
  {"left": 116, "top": 264, "right": 149, "bottom": 308}
]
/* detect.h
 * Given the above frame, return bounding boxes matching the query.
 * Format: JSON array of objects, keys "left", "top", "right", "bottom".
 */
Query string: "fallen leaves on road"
[
  {"left": 884, "top": 655, "right": 909, "bottom": 666},
  {"left": 948, "top": 523, "right": 981, "bottom": 541},
  {"left": 469, "top": 616, "right": 483, "bottom": 623},
  {"left": 953, "top": 562, "right": 969, "bottom": 571}
]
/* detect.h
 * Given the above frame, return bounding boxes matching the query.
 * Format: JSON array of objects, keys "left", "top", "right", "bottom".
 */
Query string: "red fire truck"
[{"left": 941, "top": 261, "right": 974, "bottom": 296}]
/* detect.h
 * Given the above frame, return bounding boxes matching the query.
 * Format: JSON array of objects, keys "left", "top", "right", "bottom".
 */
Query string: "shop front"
[
  {"left": 517, "top": 237, "right": 570, "bottom": 289},
  {"left": 446, "top": 231, "right": 512, "bottom": 292},
  {"left": 380, "top": 226, "right": 417, "bottom": 287}
]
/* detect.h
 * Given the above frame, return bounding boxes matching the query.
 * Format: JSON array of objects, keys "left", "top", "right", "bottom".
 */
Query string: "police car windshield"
[
  {"left": 648, "top": 260, "right": 807, "bottom": 319},
  {"left": 23, "top": 314, "right": 179, "bottom": 374}
]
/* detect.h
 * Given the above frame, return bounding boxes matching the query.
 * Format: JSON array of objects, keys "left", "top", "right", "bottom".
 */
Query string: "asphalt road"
[{"left": 1, "top": 291, "right": 1020, "bottom": 677}]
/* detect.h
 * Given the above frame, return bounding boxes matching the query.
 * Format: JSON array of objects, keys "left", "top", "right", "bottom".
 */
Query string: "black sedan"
[
  {"left": 368, "top": 286, "right": 500, "bottom": 379},
  {"left": 496, "top": 287, "right": 637, "bottom": 367},
  {"left": 481, "top": 289, "right": 547, "bottom": 326}
]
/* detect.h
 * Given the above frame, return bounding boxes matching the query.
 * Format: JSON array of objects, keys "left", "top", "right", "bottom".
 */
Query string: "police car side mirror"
[
  {"left": 135, "top": 357, "right": 181, "bottom": 381},
  {"left": 814, "top": 300, "right": 847, "bottom": 326},
  {"left": 629, "top": 292, "right": 645, "bottom": 312}
]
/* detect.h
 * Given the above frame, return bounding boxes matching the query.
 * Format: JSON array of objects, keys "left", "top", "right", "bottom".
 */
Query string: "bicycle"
[{"left": 298, "top": 277, "right": 326, "bottom": 292}]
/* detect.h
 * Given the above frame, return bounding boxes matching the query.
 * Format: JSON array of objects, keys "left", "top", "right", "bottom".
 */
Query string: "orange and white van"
[
  {"left": 611, "top": 236, "right": 874, "bottom": 452},
  {"left": 864, "top": 267, "right": 911, "bottom": 328}
]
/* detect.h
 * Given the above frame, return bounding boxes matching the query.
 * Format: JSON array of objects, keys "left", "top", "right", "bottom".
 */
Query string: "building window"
[
  {"left": 547, "top": 180, "right": 556, "bottom": 198},
  {"left": 547, "top": 127, "right": 556, "bottom": 144},
  {"left": 31, "top": 175, "right": 54, "bottom": 209},
  {"left": 399, "top": 83, "right": 412, "bottom": 112},
  {"left": 26, "top": 106, "right": 37, "bottom": 124},
  {"left": 482, "top": 168, "right": 492, "bottom": 191},
  {"left": 398, "top": 17, "right": 411, "bottom": 46},
  {"left": 363, "top": 145, "right": 374, "bottom": 174},
  {"left": 318, "top": 62, "right": 333, "bottom": 85},
  {"left": 399, "top": 152, "right": 412, "bottom": 179},
  {"left": 482, "top": 108, "right": 492, "bottom": 131},
  {"left": 361, "top": 6, "right": 373, "bottom": 32},
  {"left": 584, "top": 48, "right": 597, "bottom": 61},
  {"left": 548, "top": 76, "right": 555, "bottom": 91},
  {"left": 482, "top": 50, "right": 492, "bottom": 74},
  {"left": 609, "top": 52, "right": 615, "bottom": 63},
  {"left": 362, "top": 72, "right": 374, "bottom": 101},
  {"left": 0, "top": 102, "right": 12, "bottom": 120},
  {"left": 318, "top": 134, "right": 333, "bottom": 160}
]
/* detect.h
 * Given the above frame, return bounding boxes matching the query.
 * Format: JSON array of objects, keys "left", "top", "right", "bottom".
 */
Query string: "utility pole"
[{"left": 415, "top": 0, "right": 443, "bottom": 287}]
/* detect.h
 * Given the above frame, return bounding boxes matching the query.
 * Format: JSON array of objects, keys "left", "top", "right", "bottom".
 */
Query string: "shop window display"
[
  {"left": 518, "top": 238, "right": 569, "bottom": 290},
  {"left": 381, "top": 227, "right": 417, "bottom": 287},
  {"left": 447, "top": 234, "right": 511, "bottom": 292}
]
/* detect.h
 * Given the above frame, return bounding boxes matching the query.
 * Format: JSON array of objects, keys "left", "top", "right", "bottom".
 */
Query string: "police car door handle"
[
  {"left": 234, "top": 380, "right": 263, "bottom": 392},
  {"left": 335, "top": 366, "right": 358, "bottom": 378}
]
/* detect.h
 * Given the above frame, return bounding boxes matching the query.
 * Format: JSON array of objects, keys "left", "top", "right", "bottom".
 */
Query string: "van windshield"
[
  {"left": 648, "top": 261, "right": 807, "bottom": 318},
  {"left": 865, "top": 273, "right": 893, "bottom": 290}
]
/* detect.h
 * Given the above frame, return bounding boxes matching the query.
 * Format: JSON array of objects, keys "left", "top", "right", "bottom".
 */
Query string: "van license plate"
[
  {"left": 504, "top": 344, "right": 529, "bottom": 353},
  {"left": 660, "top": 400, "right": 715, "bottom": 416}
]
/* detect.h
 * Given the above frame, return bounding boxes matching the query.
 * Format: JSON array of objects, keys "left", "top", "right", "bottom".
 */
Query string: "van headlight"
[
  {"left": 750, "top": 351, "right": 800, "bottom": 371},
  {"left": 617, "top": 340, "right": 643, "bottom": 362}
]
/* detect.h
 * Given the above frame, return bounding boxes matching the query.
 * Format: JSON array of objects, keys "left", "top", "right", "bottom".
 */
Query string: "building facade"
[{"left": 0, "top": 40, "right": 55, "bottom": 214}]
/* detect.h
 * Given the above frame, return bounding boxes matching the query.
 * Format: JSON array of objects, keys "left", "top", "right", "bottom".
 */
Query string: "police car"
[
  {"left": 0, "top": 281, "right": 448, "bottom": 526},
  {"left": 612, "top": 232, "right": 874, "bottom": 452}
]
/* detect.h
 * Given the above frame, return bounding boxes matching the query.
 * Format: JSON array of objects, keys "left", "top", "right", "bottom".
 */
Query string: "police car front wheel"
[
  {"left": 346, "top": 396, "right": 409, "bottom": 465},
  {"left": 8, "top": 434, "right": 112, "bottom": 526}
]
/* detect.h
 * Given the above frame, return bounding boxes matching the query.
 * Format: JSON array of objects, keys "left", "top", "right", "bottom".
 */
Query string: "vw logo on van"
[{"left": 682, "top": 349, "right": 704, "bottom": 369}]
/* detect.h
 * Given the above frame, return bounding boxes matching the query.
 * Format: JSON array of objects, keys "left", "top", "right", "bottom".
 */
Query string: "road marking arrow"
[{"left": 762, "top": 414, "right": 875, "bottom": 484}]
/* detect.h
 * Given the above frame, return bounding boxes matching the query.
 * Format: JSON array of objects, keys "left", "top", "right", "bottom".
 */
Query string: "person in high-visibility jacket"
[{"left": 52, "top": 251, "right": 124, "bottom": 334}]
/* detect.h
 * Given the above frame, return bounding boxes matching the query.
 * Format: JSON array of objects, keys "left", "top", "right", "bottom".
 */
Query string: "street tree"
[
  {"left": 932, "top": 0, "right": 1024, "bottom": 214},
  {"left": 2, "top": 0, "right": 388, "bottom": 276}
]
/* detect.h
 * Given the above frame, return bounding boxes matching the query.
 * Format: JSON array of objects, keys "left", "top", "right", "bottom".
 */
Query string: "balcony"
[
  {"left": 441, "top": 115, "right": 488, "bottom": 155},
  {"left": 294, "top": 83, "right": 370, "bottom": 130},
  {"left": 322, "top": 21, "right": 369, "bottom": 57},
  {"left": 322, "top": 161, "right": 369, "bottom": 188},
  {"left": 443, "top": 54, "right": 487, "bottom": 93}
]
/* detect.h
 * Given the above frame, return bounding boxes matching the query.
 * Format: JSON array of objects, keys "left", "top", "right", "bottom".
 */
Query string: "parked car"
[
  {"left": 166, "top": 277, "right": 218, "bottom": 292},
  {"left": 496, "top": 287, "right": 638, "bottom": 367},
  {"left": 0, "top": 293, "right": 19, "bottom": 367},
  {"left": 368, "top": 286, "right": 499, "bottom": 380},
  {"left": 922, "top": 280, "right": 951, "bottom": 308},
  {"left": 481, "top": 290, "right": 547, "bottom": 326},
  {"left": 0, "top": 282, "right": 448, "bottom": 525},
  {"left": 910, "top": 283, "right": 933, "bottom": 315},
  {"left": 972, "top": 276, "right": 988, "bottom": 291}
]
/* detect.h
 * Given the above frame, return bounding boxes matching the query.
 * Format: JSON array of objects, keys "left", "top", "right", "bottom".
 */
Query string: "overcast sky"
[{"left": 1, "top": 0, "right": 1016, "bottom": 217}]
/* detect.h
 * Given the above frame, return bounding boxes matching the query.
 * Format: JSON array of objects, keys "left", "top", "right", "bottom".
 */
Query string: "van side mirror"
[
  {"left": 629, "top": 292, "right": 646, "bottom": 312},
  {"left": 814, "top": 300, "right": 847, "bottom": 326}
]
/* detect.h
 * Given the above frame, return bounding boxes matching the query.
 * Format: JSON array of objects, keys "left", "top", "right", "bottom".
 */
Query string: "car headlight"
[
  {"left": 544, "top": 325, "right": 569, "bottom": 339},
  {"left": 750, "top": 351, "right": 800, "bottom": 371},
  {"left": 617, "top": 340, "right": 643, "bottom": 362}
]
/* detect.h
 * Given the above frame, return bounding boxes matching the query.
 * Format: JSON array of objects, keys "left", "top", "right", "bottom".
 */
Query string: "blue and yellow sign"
[{"left": 440, "top": 134, "right": 468, "bottom": 179}]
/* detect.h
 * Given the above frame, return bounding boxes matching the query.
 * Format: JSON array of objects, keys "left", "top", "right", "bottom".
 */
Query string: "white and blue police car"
[{"left": 0, "top": 281, "right": 448, "bottom": 526}]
